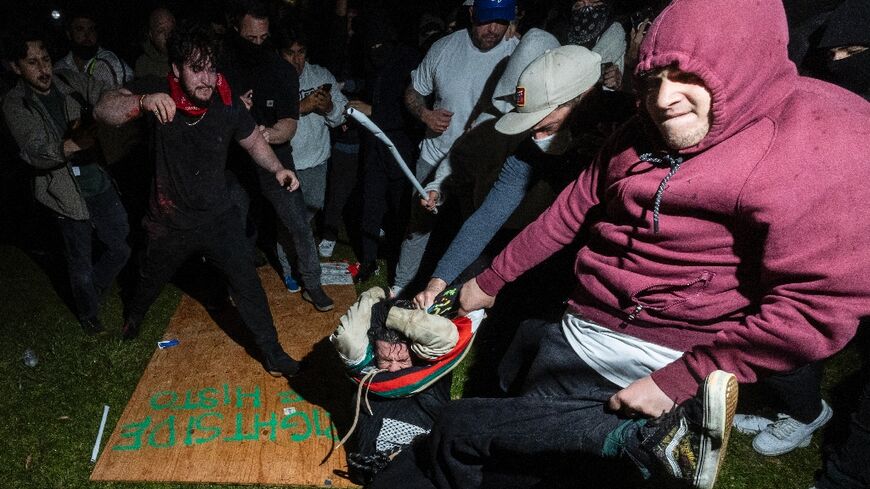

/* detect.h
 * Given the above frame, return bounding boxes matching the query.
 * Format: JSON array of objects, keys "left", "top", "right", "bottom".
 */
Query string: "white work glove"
[
  {"left": 330, "top": 286, "right": 386, "bottom": 367},
  {"left": 385, "top": 308, "right": 458, "bottom": 361}
]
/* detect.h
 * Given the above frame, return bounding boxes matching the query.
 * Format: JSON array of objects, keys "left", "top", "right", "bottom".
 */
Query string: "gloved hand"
[
  {"left": 331, "top": 286, "right": 386, "bottom": 366},
  {"left": 385, "top": 307, "right": 458, "bottom": 361}
]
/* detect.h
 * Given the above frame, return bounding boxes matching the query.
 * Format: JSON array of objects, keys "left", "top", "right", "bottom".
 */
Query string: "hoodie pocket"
[{"left": 626, "top": 271, "right": 716, "bottom": 321}]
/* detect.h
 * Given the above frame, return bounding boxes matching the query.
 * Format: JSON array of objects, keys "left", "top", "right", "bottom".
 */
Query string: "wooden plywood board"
[{"left": 91, "top": 269, "right": 359, "bottom": 487}]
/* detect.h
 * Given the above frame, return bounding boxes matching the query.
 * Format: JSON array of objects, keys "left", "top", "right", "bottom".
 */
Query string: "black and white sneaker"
[{"left": 639, "top": 370, "right": 738, "bottom": 489}]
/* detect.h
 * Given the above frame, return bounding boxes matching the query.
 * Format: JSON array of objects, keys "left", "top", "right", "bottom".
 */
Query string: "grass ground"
[{"left": 0, "top": 241, "right": 861, "bottom": 489}]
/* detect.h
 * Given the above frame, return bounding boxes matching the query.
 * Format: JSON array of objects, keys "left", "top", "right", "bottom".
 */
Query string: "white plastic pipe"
[
  {"left": 346, "top": 107, "right": 437, "bottom": 214},
  {"left": 90, "top": 405, "right": 109, "bottom": 463}
]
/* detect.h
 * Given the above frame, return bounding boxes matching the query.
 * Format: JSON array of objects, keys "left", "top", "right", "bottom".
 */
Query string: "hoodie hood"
[{"left": 635, "top": 0, "right": 799, "bottom": 154}]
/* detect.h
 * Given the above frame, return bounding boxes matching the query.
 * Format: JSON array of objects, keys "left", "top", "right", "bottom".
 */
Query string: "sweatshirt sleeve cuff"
[
  {"left": 476, "top": 268, "right": 508, "bottom": 297},
  {"left": 650, "top": 358, "right": 704, "bottom": 405}
]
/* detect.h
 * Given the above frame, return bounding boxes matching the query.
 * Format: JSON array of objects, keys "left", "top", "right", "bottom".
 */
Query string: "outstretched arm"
[{"left": 95, "top": 88, "right": 176, "bottom": 126}]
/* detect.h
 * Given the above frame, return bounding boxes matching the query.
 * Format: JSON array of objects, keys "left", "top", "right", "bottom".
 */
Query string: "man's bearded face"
[
  {"left": 13, "top": 41, "right": 53, "bottom": 95},
  {"left": 173, "top": 50, "right": 217, "bottom": 107},
  {"left": 470, "top": 19, "right": 508, "bottom": 52}
]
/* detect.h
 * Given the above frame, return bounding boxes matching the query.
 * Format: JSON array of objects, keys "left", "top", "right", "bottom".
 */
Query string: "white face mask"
[{"left": 532, "top": 130, "right": 573, "bottom": 155}]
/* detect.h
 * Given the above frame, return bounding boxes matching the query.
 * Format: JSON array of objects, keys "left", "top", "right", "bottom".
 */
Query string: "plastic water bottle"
[{"left": 22, "top": 349, "right": 38, "bottom": 367}]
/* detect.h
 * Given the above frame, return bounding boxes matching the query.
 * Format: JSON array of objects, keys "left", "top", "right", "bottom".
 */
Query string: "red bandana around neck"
[{"left": 166, "top": 72, "right": 233, "bottom": 117}]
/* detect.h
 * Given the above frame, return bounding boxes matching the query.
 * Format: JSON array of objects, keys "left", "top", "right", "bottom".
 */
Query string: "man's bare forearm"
[
  {"left": 404, "top": 84, "right": 428, "bottom": 122},
  {"left": 94, "top": 88, "right": 141, "bottom": 126},
  {"left": 241, "top": 130, "right": 284, "bottom": 174},
  {"left": 268, "top": 118, "right": 297, "bottom": 145}
]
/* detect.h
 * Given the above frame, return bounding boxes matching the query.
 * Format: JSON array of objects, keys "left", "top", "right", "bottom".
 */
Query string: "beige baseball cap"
[{"left": 495, "top": 45, "right": 602, "bottom": 135}]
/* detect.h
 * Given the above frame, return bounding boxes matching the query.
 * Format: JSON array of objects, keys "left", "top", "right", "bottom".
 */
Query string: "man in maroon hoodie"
[{"left": 367, "top": 0, "right": 870, "bottom": 488}]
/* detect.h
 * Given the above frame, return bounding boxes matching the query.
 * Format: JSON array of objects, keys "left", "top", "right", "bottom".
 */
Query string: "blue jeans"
[
  {"left": 56, "top": 186, "right": 130, "bottom": 321},
  {"left": 432, "top": 154, "right": 532, "bottom": 285}
]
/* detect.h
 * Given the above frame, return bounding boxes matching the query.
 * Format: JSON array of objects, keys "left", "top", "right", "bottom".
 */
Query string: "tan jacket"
[{"left": 1, "top": 70, "right": 106, "bottom": 219}]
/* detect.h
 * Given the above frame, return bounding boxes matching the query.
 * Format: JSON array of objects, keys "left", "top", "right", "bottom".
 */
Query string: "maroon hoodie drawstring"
[{"left": 639, "top": 152, "right": 684, "bottom": 233}]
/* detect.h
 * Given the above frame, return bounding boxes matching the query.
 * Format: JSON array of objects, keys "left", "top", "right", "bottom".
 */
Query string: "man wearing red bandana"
[{"left": 94, "top": 21, "right": 302, "bottom": 377}]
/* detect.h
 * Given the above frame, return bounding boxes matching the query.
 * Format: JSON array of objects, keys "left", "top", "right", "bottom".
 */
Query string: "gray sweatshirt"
[{"left": 290, "top": 62, "right": 347, "bottom": 170}]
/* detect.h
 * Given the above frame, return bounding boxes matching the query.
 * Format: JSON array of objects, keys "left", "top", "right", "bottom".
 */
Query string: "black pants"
[
  {"left": 56, "top": 185, "right": 131, "bottom": 321},
  {"left": 369, "top": 320, "right": 644, "bottom": 489},
  {"left": 760, "top": 361, "right": 826, "bottom": 423},
  {"left": 359, "top": 133, "right": 412, "bottom": 266},
  {"left": 817, "top": 328, "right": 870, "bottom": 489},
  {"left": 256, "top": 166, "right": 322, "bottom": 288},
  {"left": 127, "top": 209, "right": 282, "bottom": 355},
  {"left": 322, "top": 142, "right": 360, "bottom": 242}
]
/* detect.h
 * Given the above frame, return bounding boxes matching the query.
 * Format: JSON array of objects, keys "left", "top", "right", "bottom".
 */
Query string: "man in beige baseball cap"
[
  {"left": 495, "top": 44, "right": 602, "bottom": 150},
  {"left": 414, "top": 44, "right": 604, "bottom": 310}
]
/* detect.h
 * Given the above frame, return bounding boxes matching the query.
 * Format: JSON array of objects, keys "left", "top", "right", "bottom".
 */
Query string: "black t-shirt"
[
  {"left": 222, "top": 46, "right": 299, "bottom": 168},
  {"left": 125, "top": 77, "right": 256, "bottom": 229}
]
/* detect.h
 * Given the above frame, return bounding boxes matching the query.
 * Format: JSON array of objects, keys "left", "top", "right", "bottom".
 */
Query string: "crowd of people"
[{"left": 1, "top": 0, "right": 869, "bottom": 488}]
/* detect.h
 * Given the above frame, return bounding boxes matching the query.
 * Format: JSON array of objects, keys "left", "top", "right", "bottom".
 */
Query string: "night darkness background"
[
  {"left": 0, "top": 0, "right": 838, "bottom": 71},
  {"left": 0, "top": 0, "right": 468, "bottom": 69}
]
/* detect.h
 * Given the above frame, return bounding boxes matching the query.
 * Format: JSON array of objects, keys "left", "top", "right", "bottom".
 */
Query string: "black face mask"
[
  {"left": 235, "top": 35, "right": 273, "bottom": 65},
  {"left": 70, "top": 43, "right": 98, "bottom": 60},
  {"left": 826, "top": 49, "right": 870, "bottom": 99},
  {"left": 568, "top": 4, "right": 612, "bottom": 48}
]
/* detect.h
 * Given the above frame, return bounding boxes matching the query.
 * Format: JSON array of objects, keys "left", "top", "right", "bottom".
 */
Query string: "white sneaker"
[
  {"left": 752, "top": 400, "right": 832, "bottom": 456},
  {"left": 732, "top": 413, "right": 774, "bottom": 435},
  {"left": 389, "top": 285, "right": 404, "bottom": 299},
  {"left": 318, "top": 239, "right": 336, "bottom": 258}
]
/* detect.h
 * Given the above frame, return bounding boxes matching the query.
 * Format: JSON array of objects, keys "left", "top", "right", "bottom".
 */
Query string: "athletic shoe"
[
  {"left": 732, "top": 413, "right": 774, "bottom": 435},
  {"left": 263, "top": 349, "right": 300, "bottom": 377},
  {"left": 640, "top": 370, "right": 738, "bottom": 489},
  {"left": 389, "top": 285, "right": 404, "bottom": 299},
  {"left": 283, "top": 274, "right": 301, "bottom": 293},
  {"left": 318, "top": 239, "right": 336, "bottom": 258},
  {"left": 752, "top": 400, "right": 832, "bottom": 456},
  {"left": 303, "top": 287, "right": 334, "bottom": 312}
]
